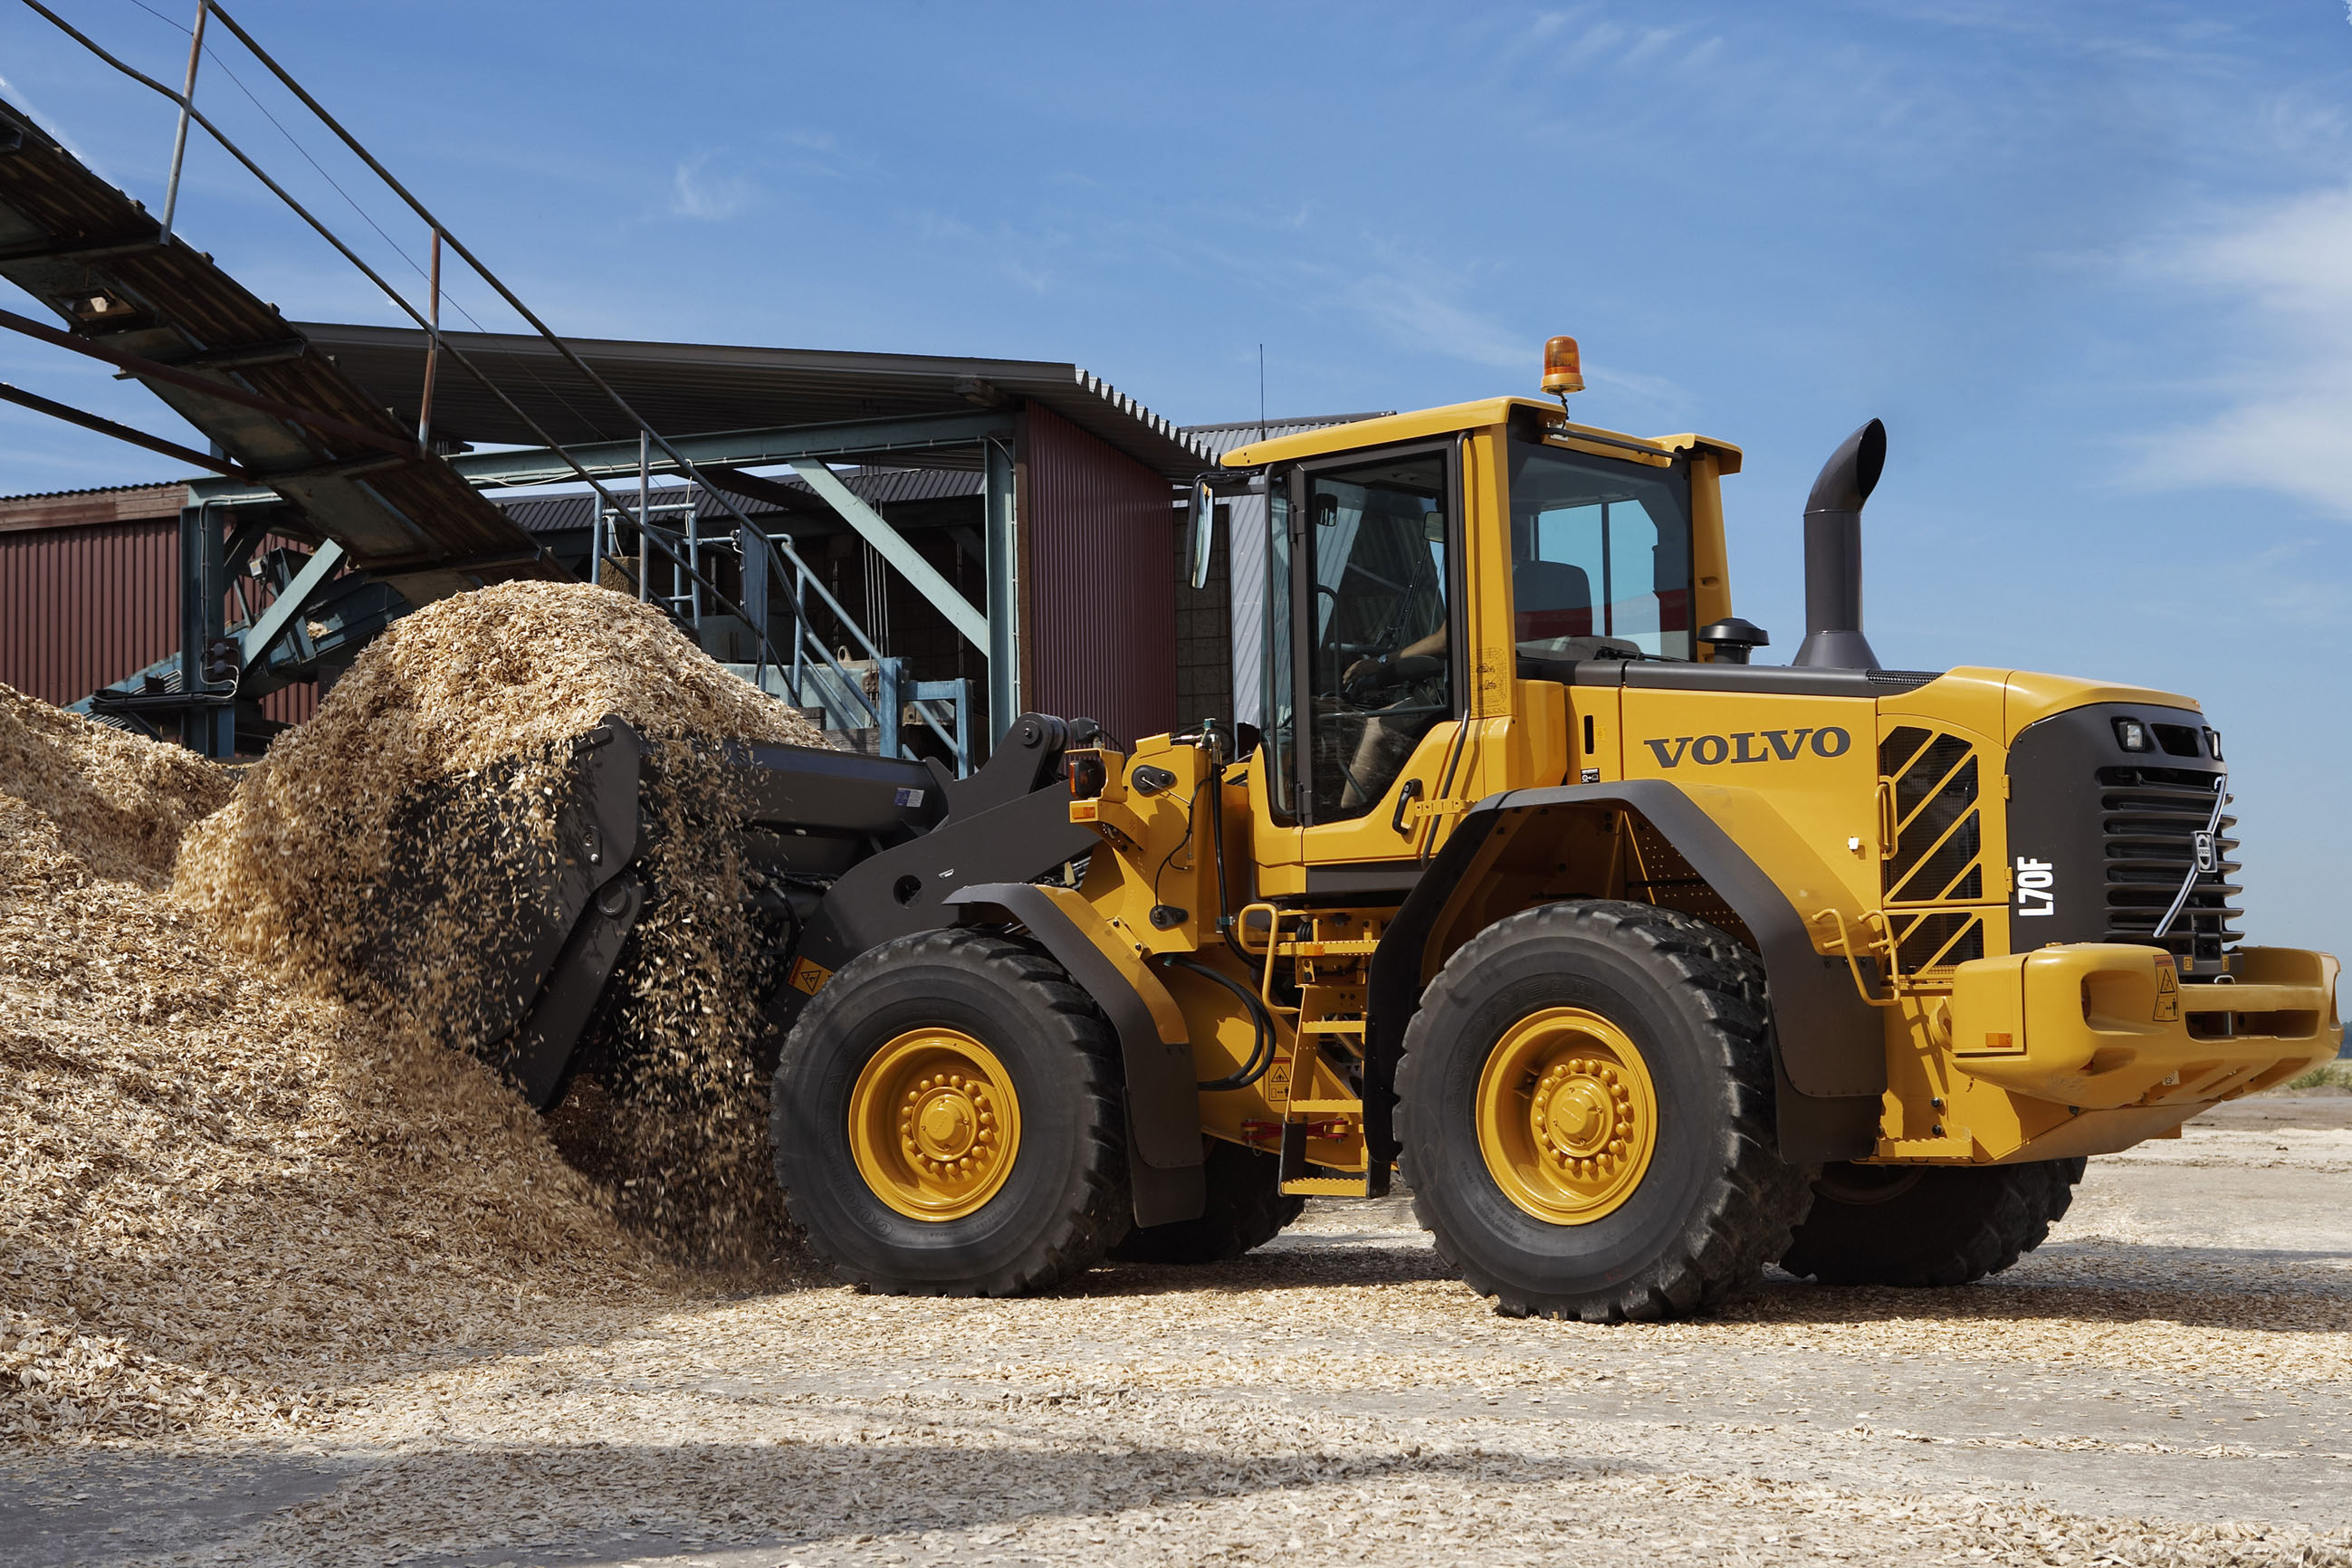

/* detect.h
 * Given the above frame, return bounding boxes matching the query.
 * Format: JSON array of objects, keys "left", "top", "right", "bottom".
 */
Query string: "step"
[
  {"left": 1280, "top": 1175, "right": 1373, "bottom": 1197},
  {"left": 1279, "top": 938, "right": 1382, "bottom": 958}
]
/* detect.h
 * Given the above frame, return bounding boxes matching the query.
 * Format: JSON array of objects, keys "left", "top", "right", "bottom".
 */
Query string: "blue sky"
[{"left": 4, "top": 2, "right": 2350, "bottom": 960}]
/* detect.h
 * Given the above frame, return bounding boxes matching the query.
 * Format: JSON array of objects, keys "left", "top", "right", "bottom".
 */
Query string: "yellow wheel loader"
[{"left": 486, "top": 339, "right": 2341, "bottom": 1319}]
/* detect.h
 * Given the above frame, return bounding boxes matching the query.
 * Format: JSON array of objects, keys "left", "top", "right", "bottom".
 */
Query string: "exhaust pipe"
[{"left": 1792, "top": 418, "right": 1887, "bottom": 670}]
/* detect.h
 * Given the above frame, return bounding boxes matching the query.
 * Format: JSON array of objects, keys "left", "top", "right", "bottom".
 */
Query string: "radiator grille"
[
  {"left": 2097, "top": 764, "right": 2241, "bottom": 966},
  {"left": 1879, "top": 726, "right": 1986, "bottom": 971}
]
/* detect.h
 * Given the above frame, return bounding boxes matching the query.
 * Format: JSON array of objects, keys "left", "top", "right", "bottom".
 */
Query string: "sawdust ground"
[{"left": 5, "top": 1111, "right": 2347, "bottom": 1566}]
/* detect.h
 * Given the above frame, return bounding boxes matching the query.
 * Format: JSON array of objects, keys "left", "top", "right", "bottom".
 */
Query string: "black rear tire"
[
  {"left": 1780, "top": 1156, "right": 2087, "bottom": 1287},
  {"left": 771, "top": 928, "right": 1129, "bottom": 1296},
  {"left": 1109, "top": 1140, "right": 1304, "bottom": 1264},
  {"left": 1396, "top": 900, "right": 1814, "bottom": 1323}
]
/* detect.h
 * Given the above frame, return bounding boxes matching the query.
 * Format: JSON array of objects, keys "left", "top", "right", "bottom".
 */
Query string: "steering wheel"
[{"left": 1338, "top": 653, "right": 1443, "bottom": 706}]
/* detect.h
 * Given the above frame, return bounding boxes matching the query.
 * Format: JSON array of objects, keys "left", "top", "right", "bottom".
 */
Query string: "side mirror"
[{"left": 1187, "top": 479, "right": 1216, "bottom": 590}]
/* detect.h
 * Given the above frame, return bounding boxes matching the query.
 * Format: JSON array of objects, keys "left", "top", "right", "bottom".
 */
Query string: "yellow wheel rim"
[
  {"left": 848, "top": 1028, "right": 1023, "bottom": 1221},
  {"left": 1475, "top": 1006, "right": 1659, "bottom": 1225}
]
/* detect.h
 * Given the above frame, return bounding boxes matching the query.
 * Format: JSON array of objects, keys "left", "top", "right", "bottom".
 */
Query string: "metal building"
[
  {"left": 0, "top": 82, "right": 1240, "bottom": 768},
  {"left": 0, "top": 324, "right": 1224, "bottom": 764}
]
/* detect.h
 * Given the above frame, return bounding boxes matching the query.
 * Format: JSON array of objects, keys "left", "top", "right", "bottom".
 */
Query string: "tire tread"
[
  {"left": 772, "top": 927, "right": 1129, "bottom": 1297},
  {"left": 1400, "top": 899, "right": 1815, "bottom": 1323}
]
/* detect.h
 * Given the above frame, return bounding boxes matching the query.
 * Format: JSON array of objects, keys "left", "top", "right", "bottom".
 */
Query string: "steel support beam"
[
  {"left": 177, "top": 503, "right": 234, "bottom": 757},
  {"left": 237, "top": 539, "right": 346, "bottom": 674},
  {"left": 789, "top": 459, "right": 989, "bottom": 652},
  {"left": 451, "top": 410, "right": 1018, "bottom": 490},
  {"left": 181, "top": 410, "right": 1018, "bottom": 507},
  {"left": 982, "top": 437, "right": 1019, "bottom": 745}
]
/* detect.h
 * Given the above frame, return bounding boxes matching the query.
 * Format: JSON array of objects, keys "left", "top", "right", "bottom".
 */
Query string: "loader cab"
[{"left": 1219, "top": 400, "right": 1734, "bottom": 880}]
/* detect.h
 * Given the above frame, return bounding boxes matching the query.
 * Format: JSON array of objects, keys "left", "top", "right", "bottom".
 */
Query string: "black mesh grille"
[
  {"left": 1879, "top": 727, "right": 1988, "bottom": 972},
  {"left": 1893, "top": 910, "right": 1984, "bottom": 971},
  {"left": 2097, "top": 763, "right": 2241, "bottom": 966},
  {"left": 1882, "top": 731, "right": 1983, "bottom": 906}
]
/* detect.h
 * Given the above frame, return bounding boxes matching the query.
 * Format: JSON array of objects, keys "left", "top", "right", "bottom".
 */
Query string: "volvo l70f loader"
[{"left": 492, "top": 337, "right": 2340, "bottom": 1320}]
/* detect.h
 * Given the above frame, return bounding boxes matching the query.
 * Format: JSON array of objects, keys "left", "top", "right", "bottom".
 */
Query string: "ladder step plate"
[{"left": 1281, "top": 1175, "right": 1372, "bottom": 1197}]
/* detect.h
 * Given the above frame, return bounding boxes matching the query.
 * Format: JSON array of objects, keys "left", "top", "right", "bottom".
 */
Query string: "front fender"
[
  {"left": 1368, "top": 779, "right": 1885, "bottom": 1165},
  {"left": 945, "top": 883, "right": 1206, "bottom": 1228}
]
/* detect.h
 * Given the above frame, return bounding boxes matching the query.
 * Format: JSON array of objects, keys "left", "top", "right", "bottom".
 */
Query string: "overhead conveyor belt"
[{"left": 0, "top": 94, "right": 561, "bottom": 607}]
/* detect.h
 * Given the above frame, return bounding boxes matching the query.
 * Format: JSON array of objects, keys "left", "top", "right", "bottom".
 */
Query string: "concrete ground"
[{"left": 5, "top": 1092, "right": 2348, "bottom": 1567}]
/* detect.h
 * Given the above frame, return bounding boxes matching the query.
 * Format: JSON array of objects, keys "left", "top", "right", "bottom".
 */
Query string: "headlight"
[{"left": 2114, "top": 717, "right": 2151, "bottom": 752}]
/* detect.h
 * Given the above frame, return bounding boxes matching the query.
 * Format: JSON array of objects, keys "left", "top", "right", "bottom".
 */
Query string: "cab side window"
[
  {"left": 1299, "top": 451, "right": 1454, "bottom": 821},
  {"left": 1507, "top": 444, "right": 1693, "bottom": 660}
]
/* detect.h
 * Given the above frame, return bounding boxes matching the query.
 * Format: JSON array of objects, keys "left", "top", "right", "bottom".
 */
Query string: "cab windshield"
[{"left": 1506, "top": 441, "right": 1694, "bottom": 660}]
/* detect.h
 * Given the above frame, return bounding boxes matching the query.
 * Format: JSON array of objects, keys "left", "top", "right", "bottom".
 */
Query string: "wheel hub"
[
  {"left": 1476, "top": 1009, "right": 1659, "bottom": 1225},
  {"left": 850, "top": 1030, "right": 1022, "bottom": 1220},
  {"left": 904, "top": 1074, "right": 1001, "bottom": 1175},
  {"left": 1535, "top": 1063, "right": 1630, "bottom": 1164}
]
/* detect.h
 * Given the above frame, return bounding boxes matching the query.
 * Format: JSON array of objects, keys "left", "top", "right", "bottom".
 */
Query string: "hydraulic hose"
[{"left": 1159, "top": 952, "right": 1277, "bottom": 1092}]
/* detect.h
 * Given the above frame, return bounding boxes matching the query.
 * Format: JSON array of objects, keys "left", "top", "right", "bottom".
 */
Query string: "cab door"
[{"left": 1273, "top": 440, "right": 1468, "bottom": 881}]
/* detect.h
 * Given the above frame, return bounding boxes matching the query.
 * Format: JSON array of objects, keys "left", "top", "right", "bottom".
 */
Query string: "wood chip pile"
[
  {"left": 0, "top": 681, "right": 645, "bottom": 1444},
  {"left": 175, "top": 582, "right": 834, "bottom": 1267},
  {"left": 3, "top": 583, "right": 833, "bottom": 1445}
]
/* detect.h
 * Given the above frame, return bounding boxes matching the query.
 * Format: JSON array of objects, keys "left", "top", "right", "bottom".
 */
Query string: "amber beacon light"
[{"left": 1541, "top": 334, "right": 1586, "bottom": 399}]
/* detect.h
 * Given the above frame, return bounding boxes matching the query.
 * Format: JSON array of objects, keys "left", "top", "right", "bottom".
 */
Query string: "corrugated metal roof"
[
  {"left": 0, "top": 482, "right": 189, "bottom": 536},
  {"left": 0, "top": 482, "right": 191, "bottom": 505},
  {"left": 298, "top": 323, "right": 1213, "bottom": 483},
  {"left": 1179, "top": 413, "right": 1394, "bottom": 460},
  {"left": 495, "top": 493, "right": 599, "bottom": 535},
  {"left": 494, "top": 468, "right": 984, "bottom": 535}
]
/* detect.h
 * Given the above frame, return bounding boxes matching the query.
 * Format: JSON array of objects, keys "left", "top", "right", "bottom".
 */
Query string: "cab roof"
[{"left": 1216, "top": 396, "right": 1743, "bottom": 474}]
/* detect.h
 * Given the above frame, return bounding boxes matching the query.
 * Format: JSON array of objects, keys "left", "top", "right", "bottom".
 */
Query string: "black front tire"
[
  {"left": 1780, "top": 1156, "right": 2087, "bottom": 1287},
  {"left": 1396, "top": 900, "right": 1814, "bottom": 1323},
  {"left": 771, "top": 928, "right": 1130, "bottom": 1296},
  {"left": 1109, "top": 1140, "right": 1304, "bottom": 1264}
]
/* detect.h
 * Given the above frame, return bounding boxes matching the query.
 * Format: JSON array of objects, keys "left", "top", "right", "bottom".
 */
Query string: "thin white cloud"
[
  {"left": 0, "top": 72, "right": 109, "bottom": 180},
  {"left": 1340, "top": 265, "right": 1691, "bottom": 418},
  {"left": 1345, "top": 272, "right": 1525, "bottom": 371},
  {"left": 671, "top": 155, "right": 754, "bottom": 222},
  {"left": 2131, "top": 186, "right": 2352, "bottom": 521}
]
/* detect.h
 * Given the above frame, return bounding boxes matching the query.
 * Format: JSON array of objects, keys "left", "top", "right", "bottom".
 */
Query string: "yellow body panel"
[
  {"left": 1687, "top": 450, "right": 1735, "bottom": 649},
  {"left": 1946, "top": 944, "right": 2337, "bottom": 1110}
]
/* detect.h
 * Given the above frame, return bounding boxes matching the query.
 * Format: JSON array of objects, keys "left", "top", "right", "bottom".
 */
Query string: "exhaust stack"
[{"left": 1792, "top": 418, "right": 1887, "bottom": 670}]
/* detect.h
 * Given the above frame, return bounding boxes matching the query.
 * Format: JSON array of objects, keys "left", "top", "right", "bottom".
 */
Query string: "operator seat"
[{"left": 1514, "top": 559, "right": 1593, "bottom": 644}]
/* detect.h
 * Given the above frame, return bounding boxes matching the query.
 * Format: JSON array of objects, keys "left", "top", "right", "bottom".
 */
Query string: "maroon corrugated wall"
[
  {"left": 0, "top": 520, "right": 317, "bottom": 728},
  {"left": 1022, "top": 405, "right": 1176, "bottom": 746},
  {"left": 0, "top": 518, "right": 177, "bottom": 706}
]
